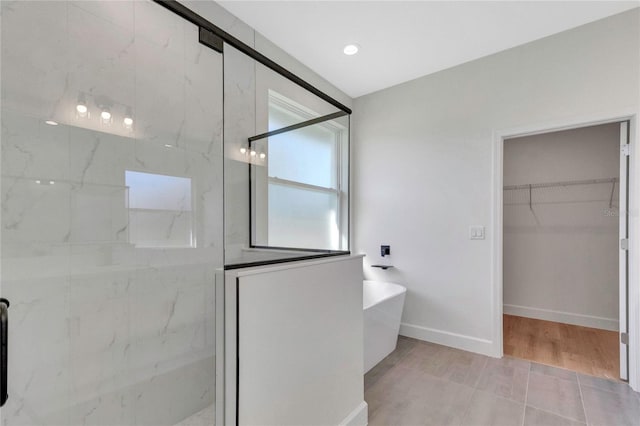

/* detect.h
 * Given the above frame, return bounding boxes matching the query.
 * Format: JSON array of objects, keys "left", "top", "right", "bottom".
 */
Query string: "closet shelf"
[
  {"left": 503, "top": 177, "right": 618, "bottom": 191},
  {"left": 504, "top": 177, "right": 620, "bottom": 210}
]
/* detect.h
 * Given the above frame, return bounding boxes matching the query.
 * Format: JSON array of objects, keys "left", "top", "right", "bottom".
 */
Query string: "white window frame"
[{"left": 251, "top": 93, "right": 347, "bottom": 250}]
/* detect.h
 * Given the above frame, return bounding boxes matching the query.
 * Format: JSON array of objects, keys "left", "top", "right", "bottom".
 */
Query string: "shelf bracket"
[{"left": 609, "top": 180, "right": 616, "bottom": 209}]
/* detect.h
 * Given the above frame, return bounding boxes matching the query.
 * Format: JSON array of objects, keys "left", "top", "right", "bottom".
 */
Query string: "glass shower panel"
[
  {"left": 255, "top": 63, "right": 342, "bottom": 136},
  {"left": 250, "top": 114, "right": 350, "bottom": 251},
  {"left": 224, "top": 47, "right": 349, "bottom": 265},
  {"left": 1, "top": 1, "right": 222, "bottom": 425}
]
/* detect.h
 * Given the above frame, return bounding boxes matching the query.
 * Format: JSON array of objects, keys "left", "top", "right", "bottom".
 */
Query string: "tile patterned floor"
[{"left": 365, "top": 336, "right": 640, "bottom": 426}]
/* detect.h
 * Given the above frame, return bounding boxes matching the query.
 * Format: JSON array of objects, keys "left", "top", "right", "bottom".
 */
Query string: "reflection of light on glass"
[
  {"left": 49, "top": 181, "right": 55, "bottom": 185},
  {"left": 35, "top": 180, "right": 41, "bottom": 184},
  {"left": 250, "top": 150, "right": 256, "bottom": 157},
  {"left": 125, "top": 170, "right": 194, "bottom": 248},
  {"left": 45, "top": 120, "right": 58, "bottom": 126},
  {"left": 240, "top": 147, "right": 247, "bottom": 154},
  {"left": 100, "top": 107, "right": 112, "bottom": 126},
  {"left": 100, "top": 110, "right": 112, "bottom": 124},
  {"left": 123, "top": 107, "right": 134, "bottom": 130},
  {"left": 76, "top": 103, "right": 88, "bottom": 117},
  {"left": 329, "top": 209, "right": 339, "bottom": 250},
  {"left": 259, "top": 152, "right": 266, "bottom": 159},
  {"left": 164, "top": 144, "right": 173, "bottom": 148},
  {"left": 343, "top": 44, "right": 359, "bottom": 55}
]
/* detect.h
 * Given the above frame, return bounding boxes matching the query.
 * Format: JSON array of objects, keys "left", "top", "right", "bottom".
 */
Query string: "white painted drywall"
[
  {"left": 226, "top": 256, "right": 366, "bottom": 426},
  {"left": 503, "top": 124, "right": 620, "bottom": 331},
  {"left": 352, "top": 9, "right": 639, "bottom": 355}
]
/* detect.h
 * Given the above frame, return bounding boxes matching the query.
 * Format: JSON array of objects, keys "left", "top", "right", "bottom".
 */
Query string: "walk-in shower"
[
  {"left": 0, "top": 1, "right": 351, "bottom": 424},
  {"left": 1, "top": 1, "right": 222, "bottom": 424}
]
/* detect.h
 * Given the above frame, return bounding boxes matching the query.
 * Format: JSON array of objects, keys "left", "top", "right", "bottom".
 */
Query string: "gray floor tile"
[
  {"left": 530, "top": 363, "right": 578, "bottom": 383},
  {"left": 365, "top": 336, "right": 420, "bottom": 390},
  {"left": 527, "top": 371, "right": 585, "bottom": 422},
  {"left": 366, "top": 364, "right": 419, "bottom": 415},
  {"left": 408, "top": 339, "right": 443, "bottom": 358},
  {"left": 367, "top": 367, "right": 475, "bottom": 426},
  {"left": 580, "top": 384, "right": 640, "bottom": 426},
  {"left": 475, "top": 357, "right": 530, "bottom": 402},
  {"left": 402, "top": 343, "right": 488, "bottom": 388},
  {"left": 523, "top": 406, "right": 585, "bottom": 426},
  {"left": 460, "top": 390, "right": 524, "bottom": 426},
  {"left": 577, "top": 373, "right": 638, "bottom": 398}
]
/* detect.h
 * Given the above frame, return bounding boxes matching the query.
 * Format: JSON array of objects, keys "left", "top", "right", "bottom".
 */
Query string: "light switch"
[{"left": 470, "top": 226, "right": 485, "bottom": 240}]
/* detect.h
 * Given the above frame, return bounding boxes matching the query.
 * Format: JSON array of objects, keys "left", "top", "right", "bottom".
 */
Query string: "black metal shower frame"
[{"left": 153, "top": 0, "right": 352, "bottom": 270}]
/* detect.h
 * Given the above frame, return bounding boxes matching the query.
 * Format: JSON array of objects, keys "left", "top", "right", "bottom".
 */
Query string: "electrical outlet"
[{"left": 380, "top": 245, "right": 390, "bottom": 257}]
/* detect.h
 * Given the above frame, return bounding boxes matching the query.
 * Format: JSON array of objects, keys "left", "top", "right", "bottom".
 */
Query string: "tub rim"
[{"left": 363, "top": 280, "right": 406, "bottom": 310}]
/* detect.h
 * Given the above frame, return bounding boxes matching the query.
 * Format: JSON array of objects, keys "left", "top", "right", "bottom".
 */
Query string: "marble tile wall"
[{"left": 1, "top": 1, "right": 222, "bottom": 425}]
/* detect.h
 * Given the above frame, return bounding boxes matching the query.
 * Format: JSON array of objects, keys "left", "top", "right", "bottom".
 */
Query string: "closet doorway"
[{"left": 502, "top": 121, "right": 629, "bottom": 381}]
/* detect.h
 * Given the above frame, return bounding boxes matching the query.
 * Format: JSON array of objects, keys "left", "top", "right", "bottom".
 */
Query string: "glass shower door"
[{"left": 1, "top": 1, "right": 222, "bottom": 424}]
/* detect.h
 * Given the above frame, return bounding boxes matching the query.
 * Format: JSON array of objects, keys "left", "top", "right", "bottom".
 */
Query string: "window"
[
  {"left": 125, "top": 170, "right": 194, "bottom": 247},
  {"left": 257, "top": 92, "right": 347, "bottom": 250}
]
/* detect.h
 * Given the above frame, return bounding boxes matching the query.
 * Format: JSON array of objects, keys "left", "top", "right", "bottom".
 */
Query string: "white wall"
[
  {"left": 225, "top": 256, "right": 367, "bottom": 426},
  {"left": 503, "top": 124, "right": 620, "bottom": 331},
  {"left": 353, "top": 9, "right": 639, "bottom": 356}
]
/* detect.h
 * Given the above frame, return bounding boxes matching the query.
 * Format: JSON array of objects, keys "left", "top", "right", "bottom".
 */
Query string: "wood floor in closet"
[{"left": 503, "top": 314, "right": 620, "bottom": 380}]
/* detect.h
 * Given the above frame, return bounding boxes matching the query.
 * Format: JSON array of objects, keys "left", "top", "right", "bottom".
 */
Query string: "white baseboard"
[
  {"left": 340, "top": 401, "right": 368, "bottom": 426},
  {"left": 504, "top": 304, "right": 619, "bottom": 331},
  {"left": 399, "top": 323, "right": 495, "bottom": 357}
]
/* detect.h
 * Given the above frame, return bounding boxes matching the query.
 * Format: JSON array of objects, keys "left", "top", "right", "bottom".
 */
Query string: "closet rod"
[{"left": 504, "top": 177, "right": 618, "bottom": 191}]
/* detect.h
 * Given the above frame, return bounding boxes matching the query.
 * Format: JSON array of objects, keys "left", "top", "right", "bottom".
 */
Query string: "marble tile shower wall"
[
  {"left": 223, "top": 44, "right": 256, "bottom": 262},
  {"left": 1, "top": 1, "right": 222, "bottom": 425}
]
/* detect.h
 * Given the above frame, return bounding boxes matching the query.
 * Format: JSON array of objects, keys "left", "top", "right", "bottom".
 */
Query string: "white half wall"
[
  {"left": 352, "top": 9, "right": 640, "bottom": 357},
  {"left": 226, "top": 255, "right": 366, "bottom": 426},
  {"left": 503, "top": 124, "right": 620, "bottom": 331}
]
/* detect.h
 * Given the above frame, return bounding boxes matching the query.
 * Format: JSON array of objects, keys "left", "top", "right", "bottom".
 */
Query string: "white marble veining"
[{"left": 1, "top": 1, "right": 222, "bottom": 424}]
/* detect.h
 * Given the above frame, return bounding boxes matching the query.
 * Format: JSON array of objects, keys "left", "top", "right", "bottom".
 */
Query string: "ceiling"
[{"left": 217, "top": 1, "right": 639, "bottom": 98}]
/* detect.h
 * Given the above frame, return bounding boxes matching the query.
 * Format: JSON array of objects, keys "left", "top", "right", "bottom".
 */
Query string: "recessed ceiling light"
[
  {"left": 343, "top": 44, "right": 359, "bottom": 55},
  {"left": 101, "top": 110, "right": 111, "bottom": 120},
  {"left": 45, "top": 120, "right": 58, "bottom": 126}
]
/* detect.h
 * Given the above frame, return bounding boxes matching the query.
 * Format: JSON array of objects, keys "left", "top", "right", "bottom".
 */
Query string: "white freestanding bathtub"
[{"left": 363, "top": 280, "right": 407, "bottom": 373}]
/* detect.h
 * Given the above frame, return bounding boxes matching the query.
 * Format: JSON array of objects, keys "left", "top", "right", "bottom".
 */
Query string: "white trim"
[
  {"left": 339, "top": 401, "right": 368, "bottom": 426},
  {"left": 268, "top": 176, "right": 339, "bottom": 194},
  {"left": 400, "top": 322, "right": 495, "bottom": 357},
  {"left": 492, "top": 109, "right": 639, "bottom": 391},
  {"left": 619, "top": 121, "right": 629, "bottom": 381},
  {"left": 503, "top": 304, "right": 619, "bottom": 331},
  {"left": 227, "top": 253, "right": 363, "bottom": 277}
]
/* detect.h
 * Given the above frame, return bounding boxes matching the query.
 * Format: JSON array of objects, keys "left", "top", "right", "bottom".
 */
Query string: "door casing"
[{"left": 491, "top": 110, "right": 639, "bottom": 391}]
